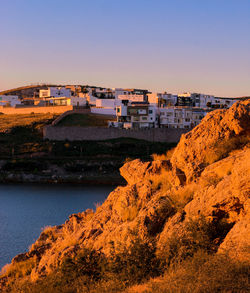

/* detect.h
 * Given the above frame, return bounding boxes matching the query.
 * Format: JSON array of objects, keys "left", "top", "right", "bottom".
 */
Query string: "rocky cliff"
[{"left": 1, "top": 100, "right": 249, "bottom": 292}]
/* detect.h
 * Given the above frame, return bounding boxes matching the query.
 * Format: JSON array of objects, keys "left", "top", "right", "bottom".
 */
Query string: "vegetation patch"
[
  {"left": 0, "top": 114, "right": 58, "bottom": 133},
  {"left": 56, "top": 113, "right": 115, "bottom": 127},
  {"left": 142, "top": 252, "right": 250, "bottom": 293}
]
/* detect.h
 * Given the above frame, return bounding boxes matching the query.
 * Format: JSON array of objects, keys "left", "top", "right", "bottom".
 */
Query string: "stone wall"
[
  {"left": 0, "top": 105, "right": 73, "bottom": 115},
  {"left": 43, "top": 126, "right": 189, "bottom": 142}
]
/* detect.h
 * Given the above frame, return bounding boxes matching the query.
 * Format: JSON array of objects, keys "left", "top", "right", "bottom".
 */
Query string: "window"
[
  {"left": 117, "top": 108, "right": 120, "bottom": 113},
  {"left": 149, "top": 110, "right": 153, "bottom": 114},
  {"left": 138, "top": 109, "right": 146, "bottom": 114},
  {"left": 142, "top": 116, "right": 147, "bottom": 121},
  {"left": 128, "top": 109, "right": 137, "bottom": 114}
]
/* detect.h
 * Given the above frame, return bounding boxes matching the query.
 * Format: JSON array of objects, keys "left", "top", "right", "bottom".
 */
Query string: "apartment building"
[
  {"left": 177, "top": 92, "right": 239, "bottom": 109},
  {"left": 116, "top": 102, "right": 157, "bottom": 129},
  {"left": 159, "top": 107, "right": 206, "bottom": 129}
]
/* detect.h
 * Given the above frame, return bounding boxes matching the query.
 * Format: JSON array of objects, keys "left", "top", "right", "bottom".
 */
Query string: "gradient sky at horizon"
[{"left": 0, "top": 0, "right": 250, "bottom": 97}]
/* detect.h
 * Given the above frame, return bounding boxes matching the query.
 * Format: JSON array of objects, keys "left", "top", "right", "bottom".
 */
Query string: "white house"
[
  {"left": 96, "top": 99, "right": 116, "bottom": 108},
  {"left": 91, "top": 98, "right": 117, "bottom": 115},
  {"left": 114, "top": 88, "right": 130, "bottom": 99},
  {"left": 41, "top": 96, "right": 86, "bottom": 107},
  {"left": 148, "top": 93, "right": 177, "bottom": 107},
  {"left": 159, "top": 107, "right": 206, "bottom": 129},
  {"left": 0, "top": 95, "right": 22, "bottom": 107},
  {"left": 39, "top": 87, "right": 71, "bottom": 98},
  {"left": 117, "top": 94, "right": 145, "bottom": 102},
  {"left": 70, "top": 97, "right": 86, "bottom": 107}
]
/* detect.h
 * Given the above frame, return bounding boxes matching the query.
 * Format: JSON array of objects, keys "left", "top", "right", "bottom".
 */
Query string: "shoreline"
[{"left": 0, "top": 173, "right": 126, "bottom": 186}]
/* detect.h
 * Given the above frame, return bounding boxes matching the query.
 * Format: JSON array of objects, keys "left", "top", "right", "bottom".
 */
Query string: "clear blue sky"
[{"left": 0, "top": 0, "right": 250, "bottom": 96}]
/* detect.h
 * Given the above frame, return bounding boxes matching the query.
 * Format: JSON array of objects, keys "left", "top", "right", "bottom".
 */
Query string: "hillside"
[
  {"left": 0, "top": 113, "right": 173, "bottom": 185},
  {"left": 0, "top": 100, "right": 249, "bottom": 292}
]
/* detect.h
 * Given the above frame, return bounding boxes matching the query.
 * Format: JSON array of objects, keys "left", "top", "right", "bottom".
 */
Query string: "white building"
[
  {"left": 212, "top": 97, "right": 239, "bottom": 108},
  {"left": 177, "top": 92, "right": 239, "bottom": 109},
  {"left": 117, "top": 94, "right": 145, "bottom": 102},
  {"left": 41, "top": 96, "right": 86, "bottom": 107},
  {"left": 91, "top": 98, "right": 117, "bottom": 115},
  {"left": 148, "top": 93, "right": 177, "bottom": 107},
  {"left": 159, "top": 107, "right": 206, "bottom": 129},
  {"left": 70, "top": 97, "right": 87, "bottom": 107},
  {"left": 115, "top": 102, "right": 158, "bottom": 128},
  {"left": 0, "top": 95, "right": 22, "bottom": 107},
  {"left": 39, "top": 87, "right": 71, "bottom": 98},
  {"left": 96, "top": 98, "right": 116, "bottom": 108},
  {"left": 114, "top": 88, "right": 131, "bottom": 99}
]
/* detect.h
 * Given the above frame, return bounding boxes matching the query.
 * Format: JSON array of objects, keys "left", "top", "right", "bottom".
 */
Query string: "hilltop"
[{"left": 0, "top": 100, "right": 249, "bottom": 292}]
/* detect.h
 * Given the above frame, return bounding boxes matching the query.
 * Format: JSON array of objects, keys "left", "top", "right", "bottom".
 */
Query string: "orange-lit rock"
[{"left": 1, "top": 100, "right": 249, "bottom": 288}]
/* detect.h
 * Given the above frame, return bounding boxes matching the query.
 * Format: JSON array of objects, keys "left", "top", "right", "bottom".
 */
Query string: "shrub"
[
  {"left": 157, "top": 216, "right": 232, "bottom": 267},
  {"left": 61, "top": 248, "right": 106, "bottom": 282},
  {"left": 108, "top": 237, "right": 162, "bottom": 285},
  {"left": 144, "top": 252, "right": 250, "bottom": 293},
  {"left": 3, "top": 257, "right": 36, "bottom": 279}
]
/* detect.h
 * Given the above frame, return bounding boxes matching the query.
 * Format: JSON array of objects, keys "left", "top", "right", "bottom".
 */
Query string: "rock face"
[
  {"left": 170, "top": 100, "right": 250, "bottom": 182},
  {"left": 120, "top": 159, "right": 171, "bottom": 185},
  {"left": 1, "top": 100, "right": 249, "bottom": 287}
]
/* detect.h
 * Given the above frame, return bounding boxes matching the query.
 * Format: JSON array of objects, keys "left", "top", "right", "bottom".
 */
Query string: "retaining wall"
[
  {"left": 91, "top": 107, "right": 116, "bottom": 115},
  {"left": 0, "top": 105, "right": 73, "bottom": 115},
  {"left": 43, "top": 126, "right": 188, "bottom": 142}
]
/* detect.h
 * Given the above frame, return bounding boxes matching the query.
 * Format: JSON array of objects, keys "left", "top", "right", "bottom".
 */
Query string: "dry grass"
[
  {"left": 2, "top": 257, "right": 36, "bottom": 279},
  {"left": 170, "top": 183, "right": 197, "bottom": 210},
  {"left": 121, "top": 205, "right": 139, "bottom": 222},
  {"left": 134, "top": 252, "right": 250, "bottom": 293},
  {"left": 151, "top": 170, "right": 172, "bottom": 194},
  {"left": 0, "top": 113, "right": 58, "bottom": 132},
  {"left": 94, "top": 202, "right": 103, "bottom": 213},
  {"left": 151, "top": 148, "right": 175, "bottom": 162}
]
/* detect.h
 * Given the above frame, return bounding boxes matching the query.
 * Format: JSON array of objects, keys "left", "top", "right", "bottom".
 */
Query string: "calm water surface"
[{"left": 0, "top": 184, "right": 114, "bottom": 269}]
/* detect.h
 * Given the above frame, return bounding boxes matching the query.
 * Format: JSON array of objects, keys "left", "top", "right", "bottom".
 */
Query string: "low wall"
[
  {"left": 44, "top": 126, "right": 188, "bottom": 142},
  {"left": 91, "top": 107, "right": 116, "bottom": 115},
  {"left": 0, "top": 105, "right": 73, "bottom": 115}
]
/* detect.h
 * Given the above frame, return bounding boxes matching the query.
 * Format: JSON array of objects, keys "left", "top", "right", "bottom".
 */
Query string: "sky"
[{"left": 0, "top": 0, "right": 250, "bottom": 97}]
